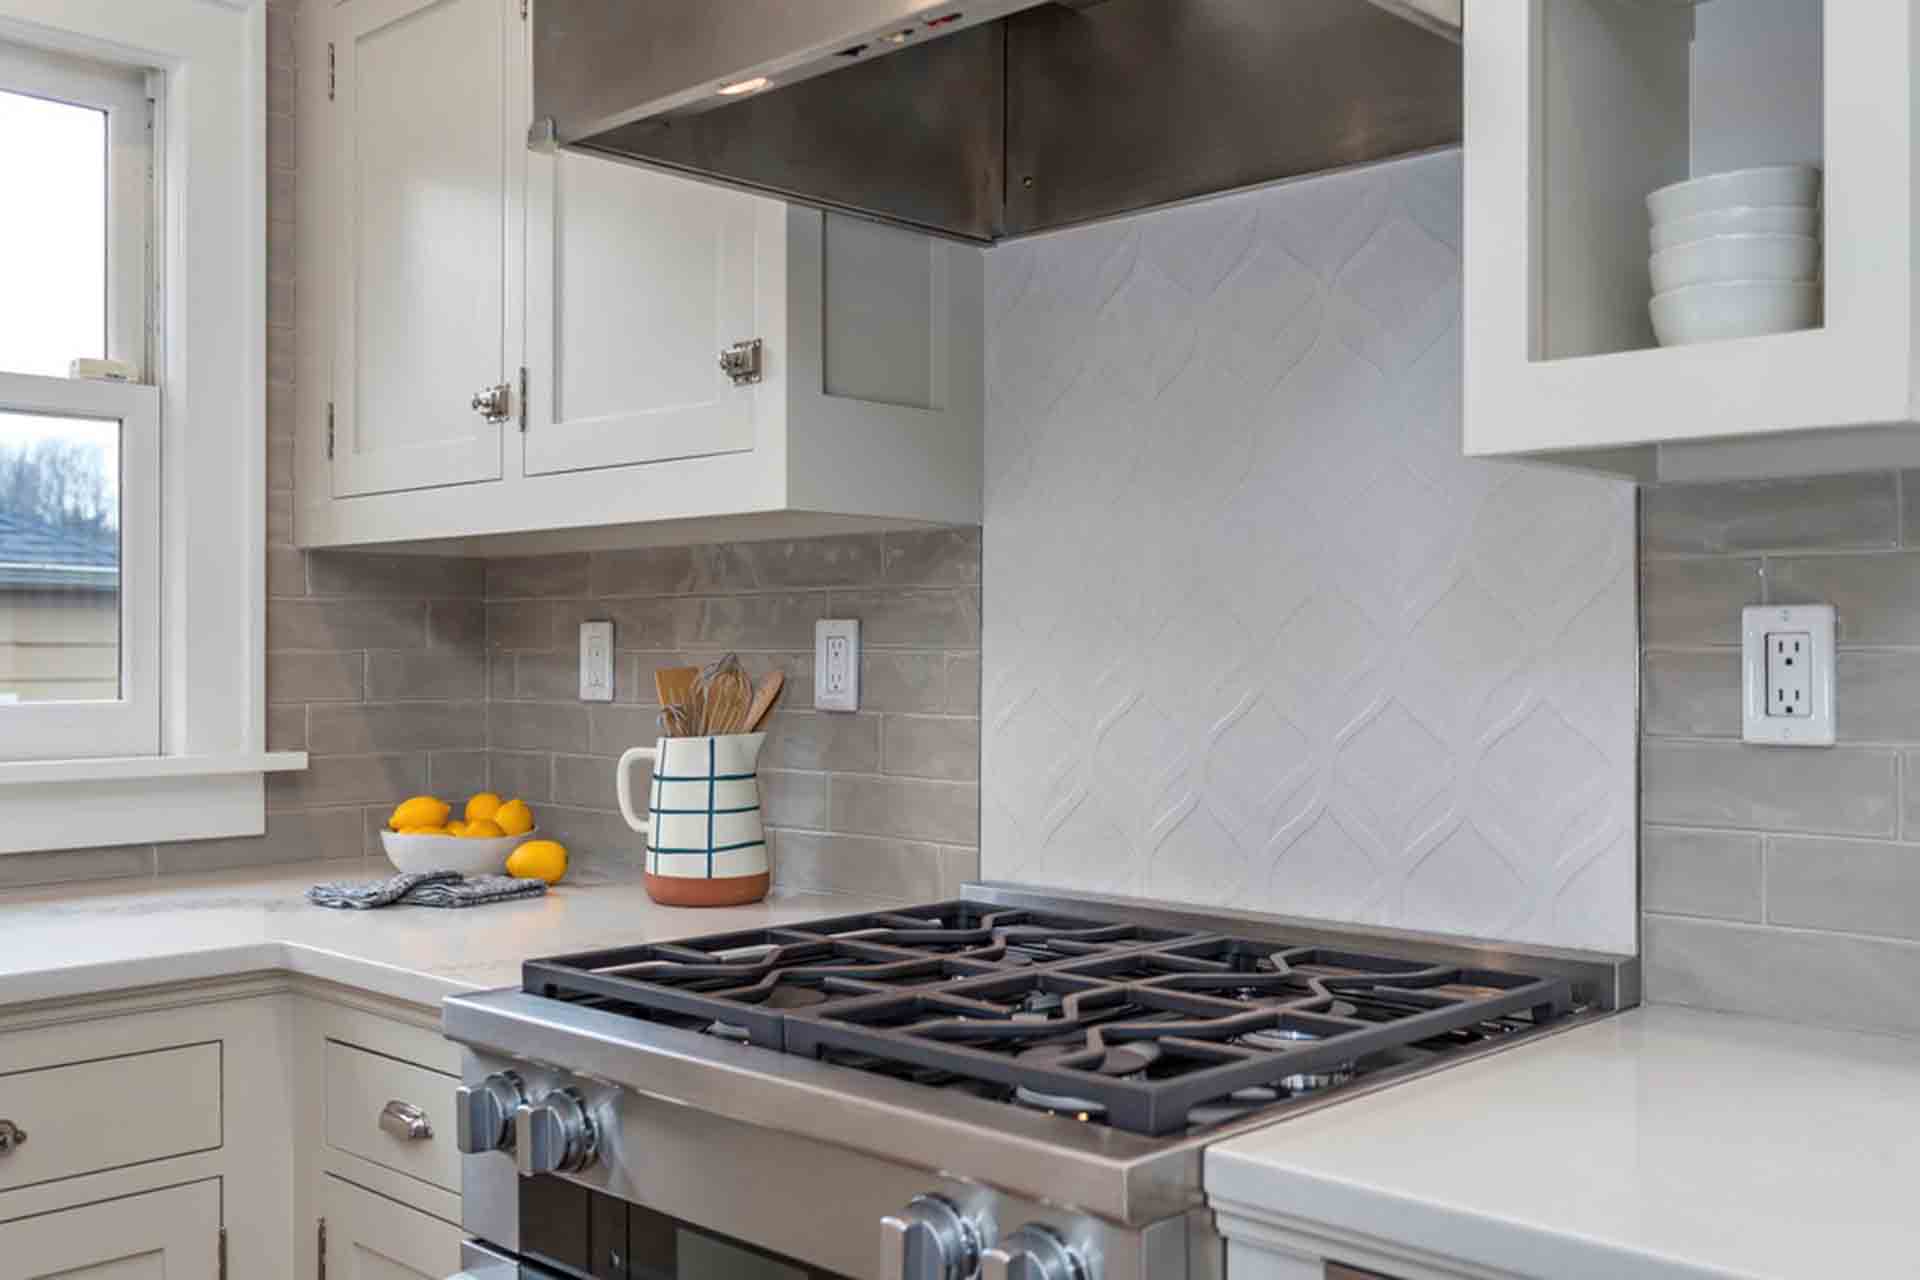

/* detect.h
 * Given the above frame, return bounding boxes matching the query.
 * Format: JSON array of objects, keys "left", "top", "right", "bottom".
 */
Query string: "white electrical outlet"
[
  {"left": 1741, "top": 604, "right": 1834, "bottom": 745},
  {"left": 815, "top": 619, "right": 860, "bottom": 712},
  {"left": 579, "top": 619, "right": 615, "bottom": 702}
]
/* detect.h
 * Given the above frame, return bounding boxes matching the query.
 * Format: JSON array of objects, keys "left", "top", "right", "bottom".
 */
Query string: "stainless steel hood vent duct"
[{"left": 533, "top": 0, "right": 1462, "bottom": 243}]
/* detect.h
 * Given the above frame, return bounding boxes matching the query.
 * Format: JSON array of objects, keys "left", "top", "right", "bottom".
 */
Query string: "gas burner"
[
  {"left": 1185, "top": 1086, "right": 1280, "bottom": 1129},
  {"left": 1014, "top": 1086, "right": 1107, "bottom": 1119},
  {"left": 1238, "top": 1026, "right": 1356, "bottom": 1092}
]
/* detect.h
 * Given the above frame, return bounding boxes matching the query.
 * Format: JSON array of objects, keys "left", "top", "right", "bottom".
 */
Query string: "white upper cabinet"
[
  {"left": 523, "top": 151, "right": 761, "bottom": 477},
  {"left": 1464, "top": 0, "right": 1920, "bottom": 481},
  {"left": 326, "top": 0, "right": 522, "bottom": 498},
  {"left": 297, "top": 0, "right": 981, "bottom": 551}
]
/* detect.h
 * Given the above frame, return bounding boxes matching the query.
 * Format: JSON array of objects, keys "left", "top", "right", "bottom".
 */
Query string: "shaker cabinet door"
[
  {"left": 320, "top": 1174, "right": 465, "bottom": 1280},
  {"left": 522, "top": 148, "right": 768, "bottom": 478},
  {"left": 0, "top": 1179, "right": 221, "bottom": 1279},
  {"left": 329, "top": 0, "right": 521, "bottom": 497}
]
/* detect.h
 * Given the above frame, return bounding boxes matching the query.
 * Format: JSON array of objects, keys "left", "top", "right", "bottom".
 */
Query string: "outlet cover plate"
[
  {"left": 579, "top": 619, "right": 615, "bottom": 703},
  {"left": 1741, "top": 604, "right": 1835, "bottom": 746},
  {"left": 815, "top": 619, "right": 860, "bottom": 712}
]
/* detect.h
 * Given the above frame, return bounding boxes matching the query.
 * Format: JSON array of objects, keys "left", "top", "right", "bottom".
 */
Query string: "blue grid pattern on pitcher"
[{"left": 647, "top": 736, "right": 764, "bottom": 878}]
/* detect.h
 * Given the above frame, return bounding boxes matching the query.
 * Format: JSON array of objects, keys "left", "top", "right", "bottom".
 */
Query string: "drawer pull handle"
[
  {"left": 0, "top": 1120, "right": 24, "bottom": 1154},
  {"left": 379, "top": 1100, "right": 432, "bottom": 1142}
]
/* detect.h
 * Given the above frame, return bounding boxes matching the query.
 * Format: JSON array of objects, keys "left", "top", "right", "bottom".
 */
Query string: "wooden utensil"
[
  {"left": 655, "top": 665, "right": 699, "bottom": 736},
  {"left": 744, "top": 670, "right": 785, "bottom": 731},
  {"left": 692, "top": 654, "right": 753, "bottom": 735}
]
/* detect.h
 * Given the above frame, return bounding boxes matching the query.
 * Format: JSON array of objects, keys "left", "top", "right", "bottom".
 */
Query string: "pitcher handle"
[{"left": 616, "top": 746, "right": 657, "bottom": 837}]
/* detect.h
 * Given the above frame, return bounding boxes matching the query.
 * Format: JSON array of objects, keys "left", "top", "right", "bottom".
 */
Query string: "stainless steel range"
[{"left": 444, "top": 883, "right": 1635, "bottom": 1280}]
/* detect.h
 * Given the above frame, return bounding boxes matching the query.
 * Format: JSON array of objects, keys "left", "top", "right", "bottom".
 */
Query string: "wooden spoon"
[
  {"left": 705, "top": 666, "right": 754, "bottom": 734},
  {"left": 655, "top": 665, "right": 699, "bottom": 736},
  {"left": 745, "top": 670, "right": 785, "bottom": 732}
]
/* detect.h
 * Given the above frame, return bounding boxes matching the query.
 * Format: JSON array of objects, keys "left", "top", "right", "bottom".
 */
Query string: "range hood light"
[
  {"left": 716, "top": 75, "right": 771, "bottom": 97},
  {"left": 880, "top": 28, "right": 916, "bottom": 45}
]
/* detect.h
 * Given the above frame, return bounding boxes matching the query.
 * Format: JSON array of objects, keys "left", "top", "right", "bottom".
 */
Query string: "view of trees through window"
[{"left": 0, "top": 414, "right": 122, "bottom": 706}]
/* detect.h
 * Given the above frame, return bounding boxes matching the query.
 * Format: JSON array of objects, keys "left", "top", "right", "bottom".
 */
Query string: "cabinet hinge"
[
  {"left": 218, "top": 1228, "right": 228, "bottom": 1280},
  {"left": 518, "top": 366, "right": 528, "bottom": 432},
  {"left": 317, "top": 1218, "right": 327, "bottom": 1280},
  {"left": 326, "top": 401, "right": 336, "bottom": 459},
  {"left": 327, "top": 42, "right": 336, "bottom": 100},
  {"left": 520, "top": 0, "right": 529, "bottom": 19}
]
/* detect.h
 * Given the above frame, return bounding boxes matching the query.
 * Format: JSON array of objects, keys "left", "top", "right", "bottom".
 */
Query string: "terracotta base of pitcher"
[{"left": 645, "top": 871, "right": 770, "bottom": 907}]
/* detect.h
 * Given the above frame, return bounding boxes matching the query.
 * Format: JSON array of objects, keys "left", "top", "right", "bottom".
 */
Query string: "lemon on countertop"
[
  {"left": 494, "top": 798, "right": 535, "bottom": 836},
  {"left": 506, "top": 839, "right": 567, "bottom": 884},
  {"left": 389, "top": 795, "right": 450, "bottom": 832},
  {"left": 465, "top": 792, "right": 502, "bottom": 823},
  {"left": 461, "top": 818, "right": 504, "bottom": 839}
]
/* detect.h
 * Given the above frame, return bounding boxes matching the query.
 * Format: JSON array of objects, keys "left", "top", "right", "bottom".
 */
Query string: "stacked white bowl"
[{"left": 1646, "top": 164, "right": 1822, "bottom": 346}]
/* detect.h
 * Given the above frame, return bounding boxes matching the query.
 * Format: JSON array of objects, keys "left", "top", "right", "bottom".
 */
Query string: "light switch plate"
[
  {"left": 579, "top": 619, "right": 615, "bottom": 702},
  {"left": 1741, "top": 604, "right": 1834, "bottom": 746},
  {"left": 815, "top": 619, "right": 860, "bottom": 712}
]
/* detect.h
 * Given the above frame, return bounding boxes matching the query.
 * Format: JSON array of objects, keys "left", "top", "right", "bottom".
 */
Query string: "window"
[{"left": 0, "top": 39, "right": 157, "bottom": 759}]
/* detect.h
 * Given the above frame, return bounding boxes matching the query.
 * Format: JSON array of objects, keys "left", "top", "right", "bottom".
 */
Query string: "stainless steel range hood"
[{"left": 532, "top": 0, "right": 1463, "bottom": 244}]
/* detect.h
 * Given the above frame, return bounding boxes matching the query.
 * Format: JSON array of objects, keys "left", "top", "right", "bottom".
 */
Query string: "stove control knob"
[
  {"left": 982, "top": 1225, "right": 1089, "bottom": 1280},
  {"left": 878, "top": 1194, "right": 984, "bottom": 1280},
  {"left": 454, "top": 1071, "right": 525, "bottom": 1155},
  {"left": 514, "top": 1087, "right": 598, "bottom": 1176}
]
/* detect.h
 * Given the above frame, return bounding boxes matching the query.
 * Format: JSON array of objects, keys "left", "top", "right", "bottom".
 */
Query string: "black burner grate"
[{"left": 522, "top": 903, "right": 1572, "bottom": 1134}]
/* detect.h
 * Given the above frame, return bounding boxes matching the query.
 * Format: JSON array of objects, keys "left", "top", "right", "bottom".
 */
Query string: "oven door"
[{"left": 511, "top": 1174, "right": 854, "bottom": 1280}]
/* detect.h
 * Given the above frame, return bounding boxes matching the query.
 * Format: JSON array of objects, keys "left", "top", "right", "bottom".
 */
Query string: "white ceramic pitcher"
[{"left": 617, "top": 733, "right": 769, "bottom": 906}]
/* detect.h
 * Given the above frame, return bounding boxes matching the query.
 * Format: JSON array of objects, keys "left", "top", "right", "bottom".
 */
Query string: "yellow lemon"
[
  {"left": 506, "top": 840, "right": 567, "bottom": 884},
  {"left": 389, "top": 795, "right": 450, "bottom": 832},
  {"left": 447, "top": 820, "right": 469, "bottom": 836},
  {"left": 462, "top": 818, "right": 505, "bottom": 839},
  {"left": 465, "top": 792, "right": 503, "bottom": 824},
  {"left": 399, "top": 825, "right": 450, "bottom": 837},
  {"left": 494, "top": 798, "right": 535, "bottom": 836}
]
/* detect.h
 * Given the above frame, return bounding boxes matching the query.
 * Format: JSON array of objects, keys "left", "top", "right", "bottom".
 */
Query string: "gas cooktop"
[{"left": 521, "top": 899, "right": 1574, "bottom": 1136}]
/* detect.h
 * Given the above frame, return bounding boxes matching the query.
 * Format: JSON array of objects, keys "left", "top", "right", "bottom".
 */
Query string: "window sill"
[
  {"left": 0, "top": 753, "right": 307, "bottom": 855},
  {"left": 0, "top": 752, "right": 307, "bottom": 786}
]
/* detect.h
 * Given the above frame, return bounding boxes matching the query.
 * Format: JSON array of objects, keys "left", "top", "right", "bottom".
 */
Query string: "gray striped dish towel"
[{"left": 307, "top": 869, "right": 548, "bottom": 910}]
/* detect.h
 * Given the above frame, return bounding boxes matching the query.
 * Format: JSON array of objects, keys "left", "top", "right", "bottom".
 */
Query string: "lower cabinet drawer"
[
  {"left": 0, "top": 1041, "right": 221, "bottom": 1193},
  {"left": 324, "top": 1039, "right": 461, "bottom": 1193}
]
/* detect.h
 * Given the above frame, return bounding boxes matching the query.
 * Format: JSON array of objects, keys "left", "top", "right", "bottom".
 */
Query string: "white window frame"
[
  {"left": 0, "top": 0, "right": 305, "bottom": 854},
  {"left": 0, "top": 41, "right": 158, "bottom": 760}
]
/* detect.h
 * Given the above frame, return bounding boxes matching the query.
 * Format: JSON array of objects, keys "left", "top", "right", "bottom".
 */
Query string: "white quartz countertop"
[
  {"left": 0, "top": 862, "right": 902, "bottom": 1010},
  {"left": 1205, "top": 1003, "right": 1920, "bottom": 1280}
]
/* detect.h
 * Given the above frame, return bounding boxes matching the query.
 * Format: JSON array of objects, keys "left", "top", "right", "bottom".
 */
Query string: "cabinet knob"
[
  {"left": 718, "top": 338, "right": 764, "bottom": 386},
  {"left": 0, "top": 1120, "right": 24, "bottom": 1155},
  {"left": 379, "top": 1099, "right": 433, "bottom": 1142},
  {"left": 471, "top": 382, "right": 512, "bottom": 423}
]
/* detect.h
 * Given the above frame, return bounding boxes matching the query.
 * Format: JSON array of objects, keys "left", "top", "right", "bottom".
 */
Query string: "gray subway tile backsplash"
[
  {"left": 1640, "top": 826, "right": 1763, "bottom": 922},
  {"left": 1641, "top": 473, "right": 1898, "bottom": 556},
  {"left": 1766, "top": 834, "right": 1920, "bottom": 943},
  {"left": 1640, "top": 557, "right": 1761, "bottom": 647},
  {"left": 482, "top": 536, "right": 982, "bottom": 888},
  {"left": 1640, "top": 470, "right": 1920, "bottom": 1036},
  {"left": 1641, "top": 740, "right": 1897, "bottom": 838}
]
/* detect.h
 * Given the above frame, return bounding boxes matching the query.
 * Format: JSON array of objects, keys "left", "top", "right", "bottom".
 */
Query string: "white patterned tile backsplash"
[{"left": 981, "top": 150, "right": 1639, "bottom": 954}]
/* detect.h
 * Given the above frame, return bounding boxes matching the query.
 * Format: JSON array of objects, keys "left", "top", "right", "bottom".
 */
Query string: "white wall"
[{"left": 981, "top": 150, "right": 1639, "bottom": 953}]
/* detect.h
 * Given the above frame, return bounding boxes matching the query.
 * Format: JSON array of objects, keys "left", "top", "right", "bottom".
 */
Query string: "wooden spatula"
[
  {"left": 745, "top": 670, "right": 785, "bottom": 731},
  {"left": 654, "top": 666, "right": 699, "bottom": 736}
]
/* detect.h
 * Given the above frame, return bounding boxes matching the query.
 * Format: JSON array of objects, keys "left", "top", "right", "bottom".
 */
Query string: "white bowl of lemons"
[{"left": 380, "top": 793, "right": 561, "bottom": 879}]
